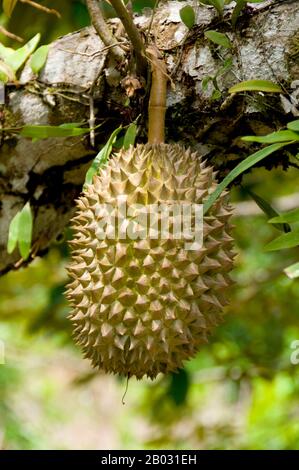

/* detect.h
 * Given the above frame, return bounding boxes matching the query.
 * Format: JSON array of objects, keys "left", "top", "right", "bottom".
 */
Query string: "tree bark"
[{"left": 0, "top": 0, "right": 298, "bottom": 275}]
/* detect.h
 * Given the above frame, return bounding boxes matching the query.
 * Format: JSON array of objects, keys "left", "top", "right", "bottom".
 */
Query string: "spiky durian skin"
[{"left": 66, "top": 144, "right": 234, "bottom": 379}]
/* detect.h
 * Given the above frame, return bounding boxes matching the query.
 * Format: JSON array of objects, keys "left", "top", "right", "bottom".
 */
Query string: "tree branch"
[
  {"left": 0, "top": 25, "right": 23, "bottom": 42},
  {"left": 109, "top": 0, "right": 148, "bottom": 76},
  {"left": 86, "top": 0, "right": 125, "bottom": 62},
  {"left": 19, "top": 0, "right": 61, "bottom": 18}
]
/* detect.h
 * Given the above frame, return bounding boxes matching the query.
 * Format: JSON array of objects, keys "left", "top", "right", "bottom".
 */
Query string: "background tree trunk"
[{"left": 0, "top": 0, "right": 298, "bottom": 275}]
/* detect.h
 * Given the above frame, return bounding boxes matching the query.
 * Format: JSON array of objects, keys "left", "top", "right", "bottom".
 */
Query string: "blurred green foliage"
[
  {"left": 1, "top": 1, "right": 90, "bottom": 44},
  {"left": 0, "top": 165, "right": 299, "bottom": 449},
  {"left": 0, "top": 0, "right": 157, "bottom": 46}
]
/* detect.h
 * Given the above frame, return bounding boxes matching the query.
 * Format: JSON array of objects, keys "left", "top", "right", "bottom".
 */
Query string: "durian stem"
[{"left": 147, "top": 46, "right": 168, "bottom": 144}]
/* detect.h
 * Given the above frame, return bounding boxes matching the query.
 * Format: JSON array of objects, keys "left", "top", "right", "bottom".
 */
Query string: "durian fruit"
[
  {"left": 66, "top": 44, "right": 234, "bottom": 379},
  {"left": 66, "top": 143, "right": 235, "bottom": 379}
]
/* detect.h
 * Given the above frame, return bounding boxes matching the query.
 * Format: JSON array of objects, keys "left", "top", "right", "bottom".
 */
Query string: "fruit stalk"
[{"left": 147, "top": 46, "right": 168, "bottom": 145}]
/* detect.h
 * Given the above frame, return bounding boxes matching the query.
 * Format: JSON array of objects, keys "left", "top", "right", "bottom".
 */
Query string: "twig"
[
  {"left": 57, "top": 40, "right": 129, "bottom": 58},
  {"left": 122, "top": 376, "right": 130, "bottom": 405},
  {"left": 0, "top": 26, "right": 23, "bottom": 43},
  {"left": 146, "top": 0, "right": 160, "bottom": 44},
  {"left": 19, "top": 0, "right": 61, "bottom": 18},
  {"left": 86, "top": 0, "right": 125, "bottom": 62},
  {"left": 170, "top": 29, "right": 190, "bottom": 77},
  {"left": 109, "top": 0, "right": 147, "bottom": 76}
]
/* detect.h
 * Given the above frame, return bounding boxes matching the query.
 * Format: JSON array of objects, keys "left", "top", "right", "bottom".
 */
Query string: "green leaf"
[
  {"left": 287, "top": 120, "right": 299, "bottom": 132},
  {"left": 0, "top": 44, "right": 15, "bottom": 63},
  {"left": 111, "top": 136, "right": 124, "bottom": 149},
  {"left": 211, "top": 89, "right": 222, "bottom": 101},
  {"left": 0, "top": 71, "right": 8, "bottom": 83},
  {"left": 20, "top": 124, "right": 89, "bottom": 140},
  {"left": 231, "top": 0, "right": 266, "bottom": 26},
  {"left": 3, "top": 0, "right": 18, "bottom": 17},
  {"left": 168, "top": 369, "right": 190, "bottom": 406},
  {"left": 59, "top": 122, "right": 85, "bottom": 129},
  {"left": 205, "top": 30, "right": 232, "bottom": 49},
  {"left": 244, "top": 187, "right": 290, "bottom": 233},
  {"left": 231, "top": 0, "right": 246, "bottom": 28},
  {"left": 213, "top": 1, "right": 225, "bottom": 9},
  {"left": 18, "top": 202, "right": 33, "bottom": 260},
  {"left": 269, "top": 208, "right": 299, "bottom": 224},
  {"left": 6, "top": 202, "right": 33, "bottom": 259},
  {"left": 229, "top": 0, "right": 268, "bottom": 24},
  {"left": 202, "top": 76, "right": 212, "bottom": 91},
  {"left": 284, "top": 262, "right": 299, "bottom": 279},
  {"left": 30, "top": 44, "right": 49, "bottom": 75},
  {"left": 200, "top": 0, "right": 224, "bottom": 16},
  {"left": 7, "top": 210, "right": 21, "bottom": 254},
  {"left": 5, "top": 33, "right": 40, "bottom": 73},
  {"left": 85, "top": 126, "right": 122, "bottom": 186},
  {"left": 203, "top": 142, "right": 289, "bottom": 215},
  {"left": 265, "top": 230, "right": 299, "bottom": 251},
  {"left": 123, "top": 123, "right": 137, "bottom": 150},
  {"left": 216, "top": 57, "right": 233, "bottom": 77},
  {"left": 229, "top": 79, "right": 283, "bottom": 94},
  {"left": 210, "top": 0, "right": 224, "bottom": 16},
  {"left": 179, "top": 5, "right": 195, "bottom": 29},
  {"left": 242, "top": 130, "right": 299, "bottom": 143},
  {"left": 0, "top": 59, "right": 15, "bottom": 83}
]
